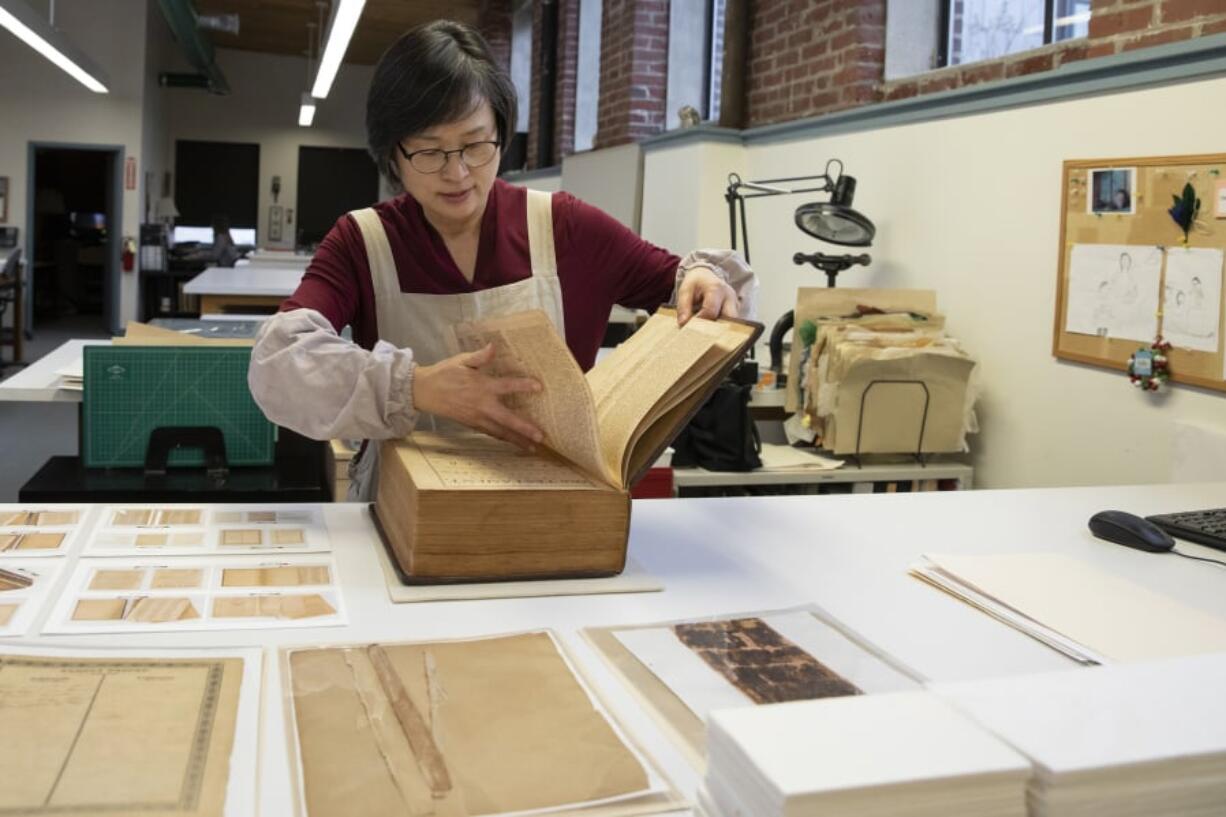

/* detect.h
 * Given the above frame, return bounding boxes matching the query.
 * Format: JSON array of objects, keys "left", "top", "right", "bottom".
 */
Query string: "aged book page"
[
  {"left": 406, "top": 431, "right": 604, "bottom": 491},
  {"left": 453, "top": 311, "right": 612, "bottom": 485},
  {"left": 289, "top": 632, "right": 654, "bottom": 817},
  {"left": 589, "top": 313, "right": 747, "bottom": 487},
  {"left": 0, "top": 654, "right": 242, "bottom": 816}
]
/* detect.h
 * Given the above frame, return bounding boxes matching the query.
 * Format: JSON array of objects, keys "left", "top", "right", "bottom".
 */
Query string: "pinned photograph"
[{"left": 1089, "top": 167, "right": 1136, "bottom": 214}]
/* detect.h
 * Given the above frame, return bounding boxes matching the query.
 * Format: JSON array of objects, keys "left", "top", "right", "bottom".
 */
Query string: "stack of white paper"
[
  {"left": 911, "top": 553, "right": 1226, "bottom": 664},
  {"left": 934, "top": 653, "right": 1226, "bottom": 817},
  {"left": 698, "top": 692, "right": 1030, "bottom": 817}
]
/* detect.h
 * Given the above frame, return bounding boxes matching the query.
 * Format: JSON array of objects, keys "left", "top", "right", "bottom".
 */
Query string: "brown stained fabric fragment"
[{"left": 672, "top": 617, "right": 862, "bottom": 704}]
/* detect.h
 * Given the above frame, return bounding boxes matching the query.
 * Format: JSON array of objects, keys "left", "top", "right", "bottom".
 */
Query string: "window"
[
  {"left": 943, "top": 0, "right": 1091, "bottom": 66},
  {"left": 295, "top": 146, "right": 379, "bottom": 248}
]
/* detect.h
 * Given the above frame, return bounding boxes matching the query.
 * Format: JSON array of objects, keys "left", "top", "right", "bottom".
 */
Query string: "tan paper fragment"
[
  {"left": 73, "top": 598, "right": 127, "bottom": 621},
  {"left": 221, "top": 529, "right": 262, "bottom": 546},
  {"left": 288, "top": 633, "right": 648, "bottom": 817},
  {"left": 152, "top": 569, "right": 204, "bottom": 589},
  {"left": 247, "top": 511, "right": 277, "bottom": 523},
  {"left": 89, "top": 569, "right": 145, "bottom": 591},
  {"left": 0, "top": 511, "right": 33, "bottom": 526},
  {"left": 135, "top": 533, "right": 169, "bottom": 547},
  {"left": 125, "top": 597, "right": 196, "bottom": 623},
  {"left": 0, "top": 604, "right": 17, "bottom": 626},
  {"left": 0, "top": 654, "right": 242, "bottom": 816},
  {"left": 271, "top": 528, "right": 306, "bottom": 545},
  {"left": 158, "top": 510, "right": 202, "bottom": 526},
  {"left": 170, "top": 532, "right": 204, "bottom": 546},
  {"left": 213, "top": 512, "right": 242, "bottom": 524},
  {"left": 0, "top": 534, "right": 17, "bottom": 551},
  {"left": 213, "top": 594, "right": 334, "bottom": 619},
  {"left": 35, "top": 511, "right": 78, "bottom": 526},
  {"left": 221, "top": 566, "right": 330, "bottom": 587},
  {"left": 16, "top": 533, "right": 64, "bottom": 550},
  {"left": 113, "top": 509, "right": 153, "bottom": 526}
]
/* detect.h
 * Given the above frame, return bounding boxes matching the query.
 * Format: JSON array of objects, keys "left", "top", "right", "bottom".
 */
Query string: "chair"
[{"left": 0, "top": 247, "right": 26, "bottom": 371}]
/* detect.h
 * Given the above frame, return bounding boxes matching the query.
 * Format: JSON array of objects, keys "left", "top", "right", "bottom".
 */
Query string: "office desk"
[
  {"left": 183, "top": 265, "right": 305, "bottom": 314},
  {"left": 12, "top": 482, "right": 1226, "bottom": 814},
  {"left": 673, "top": 457, "right": 973, "bottom": 491}
]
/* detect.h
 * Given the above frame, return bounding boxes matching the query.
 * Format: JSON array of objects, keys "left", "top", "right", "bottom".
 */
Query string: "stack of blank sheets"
[
  {"left": 934, "top": 652, "right": 1226, "bottom": 817},
  {"left": 699, "top": 691, "right": 1030, "bottom": 817}
]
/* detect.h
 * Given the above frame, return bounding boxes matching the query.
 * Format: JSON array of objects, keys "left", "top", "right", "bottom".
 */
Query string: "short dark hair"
[{"left": 366, "top": 20, "right": 516, "bottom": 185}]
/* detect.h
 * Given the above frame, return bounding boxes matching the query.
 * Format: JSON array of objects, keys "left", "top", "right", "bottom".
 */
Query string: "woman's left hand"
[{"left": 676, "top": 266, "right": 739, "bottom": 325}]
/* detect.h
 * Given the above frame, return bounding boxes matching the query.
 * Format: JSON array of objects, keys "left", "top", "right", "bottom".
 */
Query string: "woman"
[{"left": 249, "top": 20, "right": 756, "bottom": 499}]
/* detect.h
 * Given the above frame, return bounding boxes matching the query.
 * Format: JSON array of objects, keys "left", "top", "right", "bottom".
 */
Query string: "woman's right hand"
[{"left": 411, "top": 343, "right": 544, "bottom": 450}]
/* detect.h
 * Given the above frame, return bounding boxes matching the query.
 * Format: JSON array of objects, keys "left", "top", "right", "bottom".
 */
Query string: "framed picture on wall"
[{"left": 0, "top": 177, "right": 8, "bottom": 222}]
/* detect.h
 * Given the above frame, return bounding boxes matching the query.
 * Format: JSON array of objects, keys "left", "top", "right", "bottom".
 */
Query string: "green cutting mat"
[{"left": 83, "top": 346, "right": 275, "bottom": 468}]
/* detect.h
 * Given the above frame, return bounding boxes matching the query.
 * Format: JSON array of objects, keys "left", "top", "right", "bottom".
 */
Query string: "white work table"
[
  {"left": 15, "top": 482, "right": 1226, "bottom": 814},
  {"left": 184, "top": 265, "right": 307, "bottom": 298},
  {"left": 0, "top": 338, "right": 106, "bottom": 402}
]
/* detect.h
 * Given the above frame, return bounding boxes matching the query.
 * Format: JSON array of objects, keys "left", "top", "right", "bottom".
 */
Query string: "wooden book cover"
[{"left": 376, "top": 307, "right": 762, "bottom": 583}]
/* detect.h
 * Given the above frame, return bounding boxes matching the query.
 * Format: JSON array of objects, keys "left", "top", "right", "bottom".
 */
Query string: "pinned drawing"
[
  {"left": 1163, "top": 248, "right": 1224, "bottom": 353},
  {"left": 1065, "top": 244, "right": 1162, "bottom": 343}
]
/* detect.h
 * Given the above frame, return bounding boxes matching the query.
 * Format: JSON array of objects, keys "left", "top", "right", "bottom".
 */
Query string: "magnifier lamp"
[{"left": 725, "top": 159, "right": 876, "bottom": 380}]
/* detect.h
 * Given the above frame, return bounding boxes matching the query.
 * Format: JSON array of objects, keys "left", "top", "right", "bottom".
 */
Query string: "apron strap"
[
  {"left": 525, "top": 189, "right": 558, "bottom": 280},
  {"left": 349, "top": 208, "right": 402, "bottom": 308}
]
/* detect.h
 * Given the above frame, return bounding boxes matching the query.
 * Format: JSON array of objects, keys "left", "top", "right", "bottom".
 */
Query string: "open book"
[{"left": 375, "top": 307, "right": 762, "bottom": 583}]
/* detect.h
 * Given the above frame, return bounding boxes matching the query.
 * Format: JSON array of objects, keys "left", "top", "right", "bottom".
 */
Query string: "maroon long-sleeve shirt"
[{"left": 282, "top": 179, "right": 680, "bottom": 371}]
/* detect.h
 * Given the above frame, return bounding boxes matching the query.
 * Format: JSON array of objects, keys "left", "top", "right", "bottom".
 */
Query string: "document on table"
[
  {"left": 1065, "top": 244, "right": 1162, "bottom": 342},
  {"left": 43, "top": 554, "right": 345, "bottom": 634},
  {"left": 0, "top": 645, "right": 260, "bottom": 816},
  {"left": 911, "top": 552, "right": 1226, "bottom": 663},
  {"left": 83, "top": 503, "right": 331, "bottom": 556}
]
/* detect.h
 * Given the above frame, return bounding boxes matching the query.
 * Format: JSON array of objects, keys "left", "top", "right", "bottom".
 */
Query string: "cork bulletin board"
[{"left": 1053, "top": 153, "right": 1226, "bottom": 392}]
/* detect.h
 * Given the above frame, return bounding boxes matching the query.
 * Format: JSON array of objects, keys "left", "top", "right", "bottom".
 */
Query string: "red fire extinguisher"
[{"left": 122, "top": 237, "right": 136, "bottom": 272}]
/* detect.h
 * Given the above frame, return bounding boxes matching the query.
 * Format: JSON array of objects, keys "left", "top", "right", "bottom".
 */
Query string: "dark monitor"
[{"left": 68, "top": 212, "right": 107, "bottom": 243}]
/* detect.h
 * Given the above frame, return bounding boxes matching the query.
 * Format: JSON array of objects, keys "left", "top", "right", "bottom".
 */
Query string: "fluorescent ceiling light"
[
  {"left": 298, "top": 93, "right": 317, "bottom": 127},
  {"left": 0, "top": 0, "right": 108, "bottom": 93},
  {"left": 311, "top": 0, "right": 365, "bottom": 99}
]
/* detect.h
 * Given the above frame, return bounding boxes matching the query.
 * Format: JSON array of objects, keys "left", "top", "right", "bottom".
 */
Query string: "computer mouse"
[{"left": 1088, "top": 510, "right": 1175, "bottom": 552}]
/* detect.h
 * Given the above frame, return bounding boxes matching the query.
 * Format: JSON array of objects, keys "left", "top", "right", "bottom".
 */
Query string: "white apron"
[{"left": 346, "top": 189, "right": 565, "bottom": 500}]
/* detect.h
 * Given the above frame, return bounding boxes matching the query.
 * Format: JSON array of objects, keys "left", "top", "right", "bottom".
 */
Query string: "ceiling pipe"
[{"left": 156, "top": 0, "right": 229, "bottom": 94}]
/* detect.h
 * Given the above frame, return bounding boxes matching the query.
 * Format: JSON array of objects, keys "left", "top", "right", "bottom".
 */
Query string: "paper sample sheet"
[
  {"left": 0, "top": 644, "right": 261, "bottom": 817},
  {"left": 0, "top": 505, "right": 88, "bottom": 558},
  {"left": 43, "top": 554, "right": 345, "bottom": 634},
  {"left": 285, "top": 631, "right": 669, "bottom": 817},
  {"left": 912, "top": 553, "right": 1226, "bottom": 663},
  {"left": 611, "top": 610, "right": 918, "bottom": 723},
  {"left": 0, "top": 559, "right": 65, "bottom": 637},
  {"left": 1065, "top": 244, "right": 1162, "bottom": 342},
  {"left": 84, "top": 503, "right": 331, "bottom": 556},
  {"left": 1163, "top": 247, "right": 1224, "bottom": 353}
]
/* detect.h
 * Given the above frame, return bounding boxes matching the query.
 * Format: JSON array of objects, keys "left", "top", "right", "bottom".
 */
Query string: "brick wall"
[
  {"left": 742, "top": 0, "right": 1226, "bottom": 127},
  {"left": 594, "top": 0, "right": 669, "bottom": 149},
  {"left": 554, "top": 0, "right": 580, "bottom": 161},
  {"left": 747, "top": 0, "right": 887, "bottom": 127},
  {"left": 476, "top": 0, "right": 512, "bottom": 75},
  {"left": 882, "top": 0, "right": 1226, "bottom": 103},
  {"left": 528, "top": 1, "right": 544, "bottom": 167}
]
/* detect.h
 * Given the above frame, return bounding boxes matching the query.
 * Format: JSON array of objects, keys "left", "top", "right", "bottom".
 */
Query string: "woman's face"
[{"left": 395, "top": 99, "right": 501, "bottom": 228}]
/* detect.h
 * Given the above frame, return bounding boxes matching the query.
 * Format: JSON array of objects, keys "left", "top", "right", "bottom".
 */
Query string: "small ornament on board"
[
  {"left": 1169, "top": 182, "right": 1201, "bottom": 244},
  {"left": 1128, "top": 336, "right": 1172, "bottom": 392}
]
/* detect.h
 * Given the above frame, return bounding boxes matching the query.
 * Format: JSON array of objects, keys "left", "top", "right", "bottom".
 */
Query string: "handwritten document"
[{"left": 0, "top": 654, "right": 243, "bottom": 815}]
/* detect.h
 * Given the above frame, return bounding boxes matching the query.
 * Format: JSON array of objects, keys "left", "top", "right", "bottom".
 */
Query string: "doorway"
[
  {"left": 296, "top": 146, "right": 379, "bottom": 249},
  {"left": 26, "top": 144, "right": 123, "bottom": 335}
]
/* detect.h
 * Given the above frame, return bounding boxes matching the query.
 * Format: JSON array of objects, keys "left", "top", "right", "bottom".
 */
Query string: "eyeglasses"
[{"left": 397, "top": 140, "right": 500, "bottom": 174}]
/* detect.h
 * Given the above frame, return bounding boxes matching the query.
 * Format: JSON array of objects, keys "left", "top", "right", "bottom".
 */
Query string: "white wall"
[
  {"left": 0, "top": 0, "right": 155, "bottom": 331},
  {"left": 641, "top": 75, "right": 1226, "bottom": 489},
  {"left": 641, "top": 139, "right": 745, "bottom": 251},
  {"left": 164, "top": 47, "right": 374, "bottom": 250}
]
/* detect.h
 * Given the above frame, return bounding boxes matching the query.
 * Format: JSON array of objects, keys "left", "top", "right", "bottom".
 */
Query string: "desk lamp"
[{"left": 725, "top": 159, "right": 876, "bottom": 380}]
